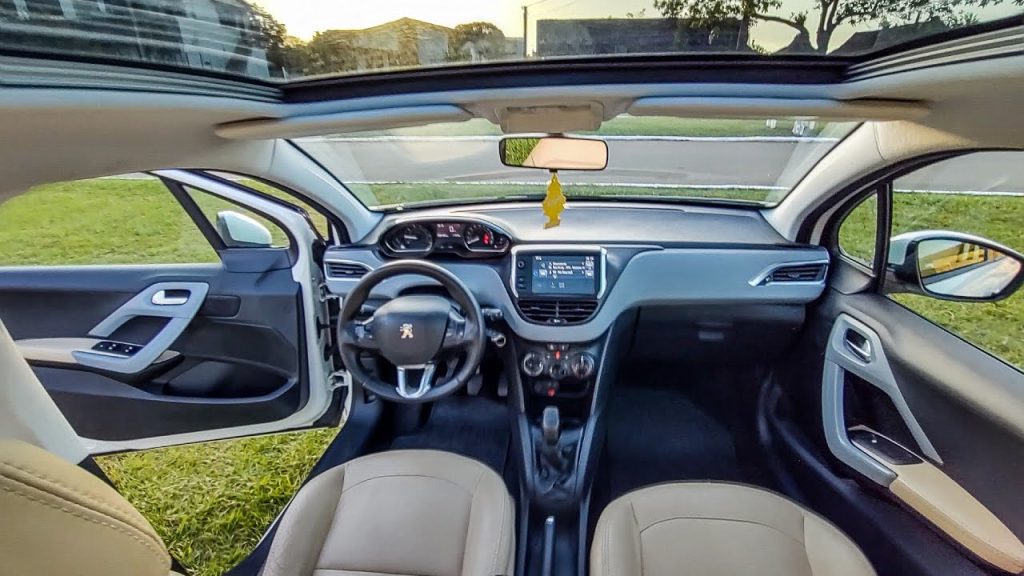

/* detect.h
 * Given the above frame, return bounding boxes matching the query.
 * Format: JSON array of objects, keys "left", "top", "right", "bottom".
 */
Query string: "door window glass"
[
  {"left": 0, "top": 176, "right": 218, "bottom": 265},
  {"left": 887, "top": 151, "right": 1023, "bottom": 370},
  {"left": 183, "top": 187, "right": 290, "bottom": 249},
  {"left": 838, "top": 192, "right": 879, "bottom": 268}
]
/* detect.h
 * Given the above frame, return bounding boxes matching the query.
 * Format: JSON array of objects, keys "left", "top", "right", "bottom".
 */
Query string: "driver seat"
[{"left": 263, "top": 449, "right": 516, "bottom": 576}]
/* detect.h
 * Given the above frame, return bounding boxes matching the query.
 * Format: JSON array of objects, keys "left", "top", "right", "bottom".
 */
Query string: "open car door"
[
  {"left": 0, "top": 171, "right": 342, "bottom": 453},
  {"left": 769, "top": 151, "right": 1024, "bottom": 576}
]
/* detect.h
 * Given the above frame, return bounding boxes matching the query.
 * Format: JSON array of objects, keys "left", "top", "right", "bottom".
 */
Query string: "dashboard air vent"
[
  {"left": 325, "top": 261, "right": 371, "bottom": 279},
  {"left": 518, "top": 299, "right": 599, "bottom": 325},
  {"left": 765, "top": 263, "right": 827, "bottom": 284}
]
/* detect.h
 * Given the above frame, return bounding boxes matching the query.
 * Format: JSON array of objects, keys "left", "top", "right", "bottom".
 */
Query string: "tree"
[
  {"left": 244, "top": 4, "right": 292, "bottom": 75},
  {"left": 653, "top": 0, "right": 1014, "bottom": 54},
  {"left": 448, "top": 22, "right": 507, "bottom": 62}
]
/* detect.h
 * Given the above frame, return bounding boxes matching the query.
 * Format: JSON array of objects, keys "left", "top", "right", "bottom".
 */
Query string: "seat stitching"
[
  {"left": 637, "top": 516, "right": 807, "bottom": 544},
  {"left": 1, "top": 460, "right": 144, "bottom": 523},
  {"left": 491, "top": 479, "right": 508, "bottom": 576},
  {"left": 629, "top": 500, "right": 642, "bottom": 576},
  {"left": 1, "top": 483, "right": 168, "bottom": 564},
  {"left": 603, "top": 506, "right": 613, "bottom": 576},
  {"left": 340, "top": 473, "right": 473, "bottom": 496}
]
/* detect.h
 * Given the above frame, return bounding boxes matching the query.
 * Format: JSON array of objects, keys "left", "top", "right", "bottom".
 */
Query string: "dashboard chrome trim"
[{"left": 748, "top": 258, "right": 831, "bottom": 287}]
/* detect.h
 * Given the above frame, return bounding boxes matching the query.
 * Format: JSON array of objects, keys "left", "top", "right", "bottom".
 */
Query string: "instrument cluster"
[{"left": 380, "top": 220, "right": 512, "bottom": 258}]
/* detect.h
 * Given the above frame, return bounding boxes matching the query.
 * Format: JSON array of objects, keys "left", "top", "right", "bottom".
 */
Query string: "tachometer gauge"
[
  {"left": 384, "top": 223, "right": 434, "bottom": 255},
  {"left": 463, "top": 223, "right": 510, "bottom": 252}
]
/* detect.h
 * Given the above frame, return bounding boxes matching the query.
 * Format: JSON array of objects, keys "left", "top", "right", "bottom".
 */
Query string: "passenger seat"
[{"left": 591, "top": 482, "right": 875, "bottom": 576}]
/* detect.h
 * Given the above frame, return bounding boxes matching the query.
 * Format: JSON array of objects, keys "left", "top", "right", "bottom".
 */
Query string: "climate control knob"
[
  {"left": 522, "top": 352, "right": 546, "bottom": 377},
  {"left": 569, "top": 353, "right": 596, "bottom": 379}
]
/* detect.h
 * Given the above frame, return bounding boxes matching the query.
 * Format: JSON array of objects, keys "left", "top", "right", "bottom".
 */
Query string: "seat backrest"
[{"left": 0, "top": 439, "right": 171, "bottom": 576}]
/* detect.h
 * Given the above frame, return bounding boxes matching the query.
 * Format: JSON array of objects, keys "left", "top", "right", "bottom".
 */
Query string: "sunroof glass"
[{"left": 0, "top": 1, "right": 1019, "bottom": 82}]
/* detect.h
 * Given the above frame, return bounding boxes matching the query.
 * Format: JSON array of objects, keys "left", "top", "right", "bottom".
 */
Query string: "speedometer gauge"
[
  {"left": 463, "top": 223, "right": 510, "bottom": 252},
  {"left": 384, "top": 223, "right": 434, "bottom": 255}
]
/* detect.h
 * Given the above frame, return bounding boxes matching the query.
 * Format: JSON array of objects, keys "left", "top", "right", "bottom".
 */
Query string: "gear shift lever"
[{"left": 542, "top": 406, "right": 560, "bottom": 446}]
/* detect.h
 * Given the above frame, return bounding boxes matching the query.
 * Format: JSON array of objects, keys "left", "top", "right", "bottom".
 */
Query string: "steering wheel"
[{"left": 337, "top": 260, "right": 486, "bottom": 403}]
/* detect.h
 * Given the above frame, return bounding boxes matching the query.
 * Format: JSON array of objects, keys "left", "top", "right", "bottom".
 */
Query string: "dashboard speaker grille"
[
  {"left": 325, "top": 261, "right": 371, "bottom": 279},
  {"left": 517, "top": 299, "right": 599, "bottom": 325},
  {"left": 766, "top": 263, "right": 827, "bottom": 283}
]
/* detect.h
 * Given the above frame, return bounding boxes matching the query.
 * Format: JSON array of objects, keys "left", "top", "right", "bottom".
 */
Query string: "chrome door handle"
[
  {"left": 152, "top": 290, "right": 189, "bottom": 306},
  {"left": 845, "top": 329, "right": 872, "bottom": 362}
]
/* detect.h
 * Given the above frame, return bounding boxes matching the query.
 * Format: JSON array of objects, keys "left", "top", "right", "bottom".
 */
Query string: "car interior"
[{"left": 1, "top": 5, "right": 1023, "bottom": 576}]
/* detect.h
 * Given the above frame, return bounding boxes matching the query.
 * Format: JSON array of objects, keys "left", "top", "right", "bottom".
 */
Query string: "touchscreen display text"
[{"left": 532, "top": 255, "right": 596, "bottom": 296}]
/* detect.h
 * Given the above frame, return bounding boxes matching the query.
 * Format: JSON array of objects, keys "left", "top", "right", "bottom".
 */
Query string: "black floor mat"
[
  {"left": 389, "top": 396, "right": 511, "bottom": 474},
  {"left": 604, "top": 386, "right": 740, "bottom": 497}
]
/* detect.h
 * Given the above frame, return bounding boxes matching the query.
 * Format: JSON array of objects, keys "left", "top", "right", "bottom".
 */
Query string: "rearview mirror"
[
  {"left": 889, "top": 232, "right": 1024, "bottom": 302},
  {"left": 499, "top": 136, "right": 608, "bottom": 171},
  {"left": 216, "top": 211, "right": 273, "bottom": 248}
]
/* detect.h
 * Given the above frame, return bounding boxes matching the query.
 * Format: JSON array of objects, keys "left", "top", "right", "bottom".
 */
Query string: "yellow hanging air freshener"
[{"left": 542, "top": 172, "right": 566, "bottom": 229}]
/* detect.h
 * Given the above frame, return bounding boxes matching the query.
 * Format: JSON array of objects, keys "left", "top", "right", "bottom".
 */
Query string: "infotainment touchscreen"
[{"left": 531, "top": 254, "right": 597, "bottom": 296}]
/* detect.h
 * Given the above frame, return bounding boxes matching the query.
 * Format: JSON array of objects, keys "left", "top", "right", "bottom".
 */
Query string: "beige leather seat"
[
  {"left": 0, "top": 439, "right": 514, "bottom": 576},
  {"left": 263, "top": 449, "right": 515, "bottom": 576},
  {"left": 0, "top": 439, "right": 177, "bottom": 576},
  {"left": 592, "top": 483, "right": 876, "bottom": 576}
]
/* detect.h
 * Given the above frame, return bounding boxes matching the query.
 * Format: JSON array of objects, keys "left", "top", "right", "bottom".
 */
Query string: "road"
[{"left": 297, "top": 137, "right": 1024, "bottom": 193}]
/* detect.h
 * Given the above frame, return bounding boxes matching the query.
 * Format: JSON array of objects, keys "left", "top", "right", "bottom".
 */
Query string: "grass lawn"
[
  {"left": 345, "top": 116, "right": 833, "bottom": 138},
  {"left": 0, "top": 177, "right": 1021, "bottom": 575},
  {"left": 364, "top": 182, "right": 773, "bottom": 207}
]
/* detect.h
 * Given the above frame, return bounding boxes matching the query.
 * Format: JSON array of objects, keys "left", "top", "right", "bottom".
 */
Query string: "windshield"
[
  {"left": 293, "top": 116, "right": 858, "bottom": 210},
  {"left": 1, "top": 1, "right": 1019, "bottom": 82}
]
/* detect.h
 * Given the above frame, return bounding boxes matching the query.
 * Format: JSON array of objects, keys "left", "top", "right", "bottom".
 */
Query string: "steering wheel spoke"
[
  {"left": 340, "top": 319, "right": 379, "bottom": 351},
  {"left": 396, "top": 363, "right": 437, "bottom": 400}
]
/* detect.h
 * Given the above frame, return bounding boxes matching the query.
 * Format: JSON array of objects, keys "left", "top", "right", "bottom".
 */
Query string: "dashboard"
[{"left": 324, "top": 203, "right": 830, "bottom": 342}]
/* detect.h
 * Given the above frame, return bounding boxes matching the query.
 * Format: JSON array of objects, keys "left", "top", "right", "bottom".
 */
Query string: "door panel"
[
  {"left": 0, "top": 262, "right": 308, "bottom": 441},
  {"left": 809, "top": 286, "right": 1024, "bottom": 574}
]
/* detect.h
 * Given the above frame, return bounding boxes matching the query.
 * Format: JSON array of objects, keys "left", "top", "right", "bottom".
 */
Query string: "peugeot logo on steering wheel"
[{"left": 400, "top": 323, "right": 415, "bottom": 339}]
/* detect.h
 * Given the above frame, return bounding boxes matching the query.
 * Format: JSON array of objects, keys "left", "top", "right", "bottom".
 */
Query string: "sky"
[{"left": 255, "top": 0, "right": 1021, "bottom": 53}]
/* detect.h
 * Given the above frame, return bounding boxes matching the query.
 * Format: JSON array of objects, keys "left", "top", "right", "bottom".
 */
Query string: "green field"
[
  {"left": 0, "top": 178, "right": 1020, "bottom": 575},
  {"left": 346, "top": 116, "right": 833, "bottom": 138}
]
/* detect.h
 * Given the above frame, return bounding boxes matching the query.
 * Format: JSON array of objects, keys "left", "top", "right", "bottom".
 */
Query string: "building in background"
[
  {"left": 536, "top": 18, "right": 748, "bottom": 57},
  {"left": 0, "top": 0, "right": 272, "bottom": 78}
]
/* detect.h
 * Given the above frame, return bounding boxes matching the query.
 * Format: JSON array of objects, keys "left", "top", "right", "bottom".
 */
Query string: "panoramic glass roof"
[
  {"left": 292, "top": 116, "right": 859, "bottom": 210},
  {"left": 0, "top": 1, "right": 1019, "bottom": 83}
]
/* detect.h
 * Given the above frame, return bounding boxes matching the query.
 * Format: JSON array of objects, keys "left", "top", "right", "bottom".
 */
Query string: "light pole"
[{"left": 522, "top": 5, "right": 528, "bottom": 58}]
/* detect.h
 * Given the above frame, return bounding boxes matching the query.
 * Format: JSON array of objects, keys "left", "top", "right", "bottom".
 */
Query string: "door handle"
[
  {"left": 152, "top": 290, "right": 189, "bottom": 306},
  {"left": 844, "top": 329, "right": 872, "bottom": 362}
]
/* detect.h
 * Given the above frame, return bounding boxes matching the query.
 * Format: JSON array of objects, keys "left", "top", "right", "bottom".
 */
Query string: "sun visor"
[
  {"left": 215, "top": 105, "right": 473, "bottom": 140},
  {"left": 628, "top": 97, "right": 928, "bottom": 122}
]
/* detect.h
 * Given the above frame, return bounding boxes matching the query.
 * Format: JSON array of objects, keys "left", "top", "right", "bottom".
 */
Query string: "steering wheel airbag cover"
[{"left": 373, "top": 295, "right": 449, "bottom": 366}]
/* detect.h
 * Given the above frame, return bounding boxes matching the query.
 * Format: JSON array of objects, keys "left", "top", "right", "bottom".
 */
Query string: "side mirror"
[
  {"left": 216, "top": 211, "right": 273, "bottom": 248},
  {"left": 888, "top": 231, "right": 1024, "bottom": 302},
  {"left": 499, "top": 136, "right": 608, "bottom": 171}
]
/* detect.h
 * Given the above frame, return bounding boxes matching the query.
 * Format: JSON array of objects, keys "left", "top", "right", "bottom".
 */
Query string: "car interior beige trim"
[
  {"left": 0, "top": 318, "right": 88, "bottom": 463},
  {"left": 889, "top": 462, "right": 1024, "bottom": 573},
  {"left": 591, "top": 482, "right": 876, "bottom": 576},
  {"left": 215, "top": 104, "right": 473, "bottom": 140},
  {"left": 263, "top": 449, "right": 515, "bottom": 576},
  {"left": 0, "top": 439, "right": 172, "bottom": 576}
]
